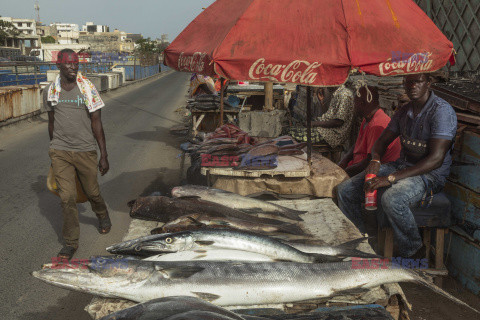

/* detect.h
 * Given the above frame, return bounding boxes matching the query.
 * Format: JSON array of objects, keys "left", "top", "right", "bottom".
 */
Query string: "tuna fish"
[
  {"left": 106, "top": 229, "right": 340, "bottom": 263},
  {"left": 171, "top": 185, "right": 305, "bottom": 221},
  {"left": 32, "top": 257, "right": 479, "bottom": 313}
]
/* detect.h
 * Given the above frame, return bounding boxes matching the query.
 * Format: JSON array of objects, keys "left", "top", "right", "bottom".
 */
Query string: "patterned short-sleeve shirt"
[{"left": 316, "top": 85, "right": 354, "bottom": 148}]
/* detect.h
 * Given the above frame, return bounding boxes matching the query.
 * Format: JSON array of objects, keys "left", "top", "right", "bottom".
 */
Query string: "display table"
[
  {"left": 209, "top": 153, "right": 349, "bottom": 198},
  {"left": 85, "top": 198, "right": 410, "bottom": 320}
]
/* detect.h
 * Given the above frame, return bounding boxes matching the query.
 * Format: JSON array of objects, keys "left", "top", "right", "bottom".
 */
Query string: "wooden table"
[{"left": 191, "top": 109, "right": 239, "bottom": 135}]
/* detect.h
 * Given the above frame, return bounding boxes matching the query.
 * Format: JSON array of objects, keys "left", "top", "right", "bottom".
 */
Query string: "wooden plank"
[
  {"left": 384, "top": 229, "right": 394, "bottom": 258},
  {"left": 424, "top": 229, "right": 431, "bottom": 264},
  {"left": 456, "top": 112, "right": 480, "bottom": 126},
  {"left": 435, "top": 229, "right": 445, "bottom": 269},
  {"left": 445, "top": 232, "right": 480, "bottom": 295},
  {"left": 444, "top": 181, "right": 480, "bottom": 229},
  {"left": 264, "top": 82, "right": 274, "bottom": 111},
  {"left": 450, "top": 131, "right": 480, "bottom": 192}
]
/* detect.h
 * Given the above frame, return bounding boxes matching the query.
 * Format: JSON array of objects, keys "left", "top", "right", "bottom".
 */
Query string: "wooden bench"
[{"left": 376, "top": 192, "right": 452, "bottom": 271}]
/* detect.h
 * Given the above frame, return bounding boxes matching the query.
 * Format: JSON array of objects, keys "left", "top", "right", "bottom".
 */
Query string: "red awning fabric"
[{"left": 164, "top": 0, "right": 454, "bottom": 86}]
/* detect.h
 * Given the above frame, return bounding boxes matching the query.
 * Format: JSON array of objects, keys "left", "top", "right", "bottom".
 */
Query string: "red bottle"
[{"left": 365, "top": 174, "right": 377, "bottom": 211}]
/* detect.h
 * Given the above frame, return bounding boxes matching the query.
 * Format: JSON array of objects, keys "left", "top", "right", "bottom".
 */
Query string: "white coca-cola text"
[
  {"left": 379, "top": 52, "right": 434, "bottom": 76},
  {"left": 178, "top": 52, "right": 207, "bottom": 73},
  {"left": 248, "top": 58, "right": 322, "bottom": 84}
]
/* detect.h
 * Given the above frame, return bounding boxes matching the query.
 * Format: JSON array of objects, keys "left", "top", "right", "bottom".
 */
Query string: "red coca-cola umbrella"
[{"left": 164, "top": 0, "right": 454, "bottom": 86}]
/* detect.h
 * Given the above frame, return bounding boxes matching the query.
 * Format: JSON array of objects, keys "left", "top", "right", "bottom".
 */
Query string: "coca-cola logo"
[
  {"left": 178, "top": 52, "right": 207, "bottom": 73},
  {"left": 379, "top": 52, "right": 434, "bottom": 76},
  {"left": 248, "top": 58, "right": 322, "bottom": 84}
]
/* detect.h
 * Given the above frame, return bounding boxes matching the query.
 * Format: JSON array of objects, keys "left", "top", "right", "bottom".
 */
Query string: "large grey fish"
[
  {"left": 151, "top": 213, "right": 305, "bottom": 236},
  {"left": 107, "top": 229, "right": 340, "bottom": 263},
  {"left": 32, "top": 257, "right": 478, "bottom": 313},
  {"left": 128, "top": 196, "right": 300, "bottom": 224},
  {"left": 98, "top": 296, "right": 249, "bottom": 320},
  {"left": 171, "top": 185, "right": 305, "bottom": 221}
]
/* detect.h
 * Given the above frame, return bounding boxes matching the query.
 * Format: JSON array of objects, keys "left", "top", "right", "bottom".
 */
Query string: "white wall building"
[
  {"left": 51, "top": 23, "right": 79, "bottom": 33},
  {"left": 0, "top": 17, "right": 37, "bottom": 36},
  {"left": 82, "top": 22, "right": 109, "bottom": 33}
]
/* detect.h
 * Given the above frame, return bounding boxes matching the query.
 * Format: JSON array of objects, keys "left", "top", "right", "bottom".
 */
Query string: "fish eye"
[
  {"left": 135, "top": 246, "right": 142, "bottom": 252},
  {"left": 165, "top": 238, "right": 173, "bottom": 244}
]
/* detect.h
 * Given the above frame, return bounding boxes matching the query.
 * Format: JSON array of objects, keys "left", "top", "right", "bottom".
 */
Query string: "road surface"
[{"left": 0, "top": 71, "right": 190, "bottom": 320}]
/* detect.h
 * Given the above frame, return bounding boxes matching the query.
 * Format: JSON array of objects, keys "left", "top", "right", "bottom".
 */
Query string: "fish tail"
[
  {"left": 413, "top": 270, "right": 480, "bottom": 314},
  {"left": 335, "top": 236, "right": 370, "bottom": 249},
  {"left": 278, "top": 210, "right": 305, "bottom": 221},
  {"left": 277, "top": 223, "right": 305, "bottom": 235},
  {"left": 312, "top": 253, "right": 344, "bottom": 263}
]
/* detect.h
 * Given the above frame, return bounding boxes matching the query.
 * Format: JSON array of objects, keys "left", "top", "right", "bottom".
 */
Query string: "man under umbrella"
[{"left": 337, "top": 73, "right": 457, "bottom": 258}]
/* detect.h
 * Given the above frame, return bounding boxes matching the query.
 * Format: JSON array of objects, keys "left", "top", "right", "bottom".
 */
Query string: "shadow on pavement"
[
  {"left": 32, "top": 175, "right": 101, "bottom": 244},
  {"left": 125, "top": 125, "right": 186, "bottom": 149},
  {"left": 21, "top": 291, "right": 92, "bottom": 320},
  {"left": 100, "top": 167, "right": 185, "bottom": 214}
]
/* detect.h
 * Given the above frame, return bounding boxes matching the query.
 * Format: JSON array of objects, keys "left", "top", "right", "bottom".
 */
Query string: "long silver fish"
[
  {"left": 171, "top": 185, "right": 305, "bottom": 221},
  {"left": 32, "top": 257, "right": 478, "bottom": 313},
  {"left": 99, "top": 296, "right": 248, "bottom": 320},
  {"left": 106, "top": 229, "right": 340, "bottom": 263},
  {"left": 287, "top": 238, "right": 380, "bottom": 259}
]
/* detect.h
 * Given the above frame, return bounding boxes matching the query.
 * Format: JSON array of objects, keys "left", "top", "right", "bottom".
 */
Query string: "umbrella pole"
[
  {"left": 220, "top": 78, "right": 225, "bottom": 126},
  {"left": 306, "top": 86, "right": 312, "bottom": 165}
]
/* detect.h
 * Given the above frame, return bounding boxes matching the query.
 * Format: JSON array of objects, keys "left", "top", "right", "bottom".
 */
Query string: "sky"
[{"left": 1, "top": 0, "right": 216, "bottom": 41}]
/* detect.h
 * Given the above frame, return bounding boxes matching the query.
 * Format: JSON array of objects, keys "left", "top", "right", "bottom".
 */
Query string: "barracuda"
[
  {"left": 32, "top": 258, "right": 479, "bottom": 313},
  {"left": 106, "top": 229, "right": 340, "bottom": 263}
]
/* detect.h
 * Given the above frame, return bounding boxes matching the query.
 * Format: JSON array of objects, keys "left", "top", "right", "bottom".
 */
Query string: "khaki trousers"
[{"left": 49, "top": 149, "right": 108, "bottom": 248}]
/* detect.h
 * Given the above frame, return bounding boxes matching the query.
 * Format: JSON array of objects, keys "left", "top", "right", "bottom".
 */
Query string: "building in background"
[
  {"left": 0, "top": 17, "right": 40, "bottom": 55},
  {"left": 51, "top": 23, "right": 80, "bottom": 44},
  {"left": 82, "top": 22, "right": 109, "bottom": 33}
]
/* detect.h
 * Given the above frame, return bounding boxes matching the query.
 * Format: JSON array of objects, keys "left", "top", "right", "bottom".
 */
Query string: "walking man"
[
  {"left": 43, "top": 49, "right": 111, "bottom": 260},
  {"left": 336, "top": 73, "right": 457, "bottom": 258}
]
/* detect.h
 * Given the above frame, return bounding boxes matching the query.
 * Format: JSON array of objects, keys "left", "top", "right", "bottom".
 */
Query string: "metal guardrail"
[{"left": 0, "top": 62, "right": 114, "bottom": 86}]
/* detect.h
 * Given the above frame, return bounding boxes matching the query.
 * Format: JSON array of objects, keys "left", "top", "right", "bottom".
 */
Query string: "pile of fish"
[{"left": 32, "top": 184, "right": 480, "bottom": 317}]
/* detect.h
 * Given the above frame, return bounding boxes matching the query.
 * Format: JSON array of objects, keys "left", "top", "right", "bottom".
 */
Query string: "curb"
[{"left": 0, "top": 70, "right": 175, "bottom": 129}]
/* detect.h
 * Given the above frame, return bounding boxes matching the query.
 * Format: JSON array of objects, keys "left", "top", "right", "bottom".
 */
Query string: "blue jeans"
[{"left": 336, "top": 162, "right": 441, "bottom": 257}]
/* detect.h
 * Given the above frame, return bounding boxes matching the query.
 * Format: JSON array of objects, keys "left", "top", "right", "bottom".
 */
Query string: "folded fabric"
[{"left": 47, "top": 71, "right": 105, "bottom": 113}]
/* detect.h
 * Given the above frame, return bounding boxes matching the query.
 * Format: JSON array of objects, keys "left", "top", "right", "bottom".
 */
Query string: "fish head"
[
  {"left": 143, "top": 232, "right": 193, "bottom": 252},
  {"left": 107, "top": 234, "right": 166, "bottom": 255},
  {"left": 32, "top": 256, "right": 155, "bottom": 294},
  {"left": 171, "top": 186, "right": 185, "bottom": 197}
]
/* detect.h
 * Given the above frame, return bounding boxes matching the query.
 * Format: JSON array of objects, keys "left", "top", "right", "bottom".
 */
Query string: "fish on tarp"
[
  {"left": 151, "top": 213, "right": 305, "bottom": 235},
  {"left": 32, "top": 257, "right": 479, "bottom": 313},
  {"left": 143, "top": 238, "right": 378, "bottom": 262},
  {"left": 171, "top": 185, "right": 306, "bottom": 221},
  {"left": 107, "top": 229, "right": 340, "bottom": 262},
  {"left": 98, "top": 296, "right": 249, "bottom": 320},
  {"left": 128, "top": 196, "right": 302, "bottom": 223},
  {"left": 287, "top": 237, "right": 380, "bottom": 259},
  {"left": 144, "top": 249, "right": 274, "bottom": 262}
]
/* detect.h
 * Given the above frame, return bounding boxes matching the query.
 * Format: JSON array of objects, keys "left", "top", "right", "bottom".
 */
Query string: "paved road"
[{"left": 0, "top": 71, "right": 190, "bottom": 320}]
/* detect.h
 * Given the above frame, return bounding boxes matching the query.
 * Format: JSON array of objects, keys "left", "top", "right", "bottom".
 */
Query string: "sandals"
[
  {"left": 98, "top": 215, "right": 112, "bottom": 234},
  {"left": 58, "top": 246, "right": 77, "bottom": 260}
]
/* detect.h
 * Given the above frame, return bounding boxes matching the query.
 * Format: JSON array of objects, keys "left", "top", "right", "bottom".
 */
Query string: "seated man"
[
  {"left": 336, "top": 73, "right": 457, "bottom": 258},
  {"left": 338, "top": 86, "right": 401, "bottom": 177},
  {"left": 288, "top": 85, "right": 354, "bottom": 148}
]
